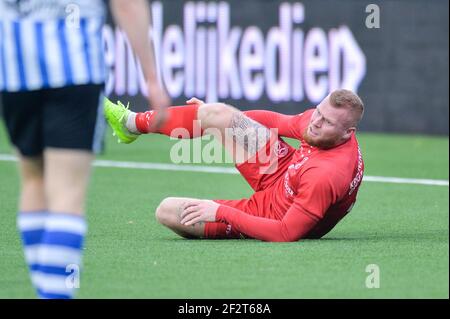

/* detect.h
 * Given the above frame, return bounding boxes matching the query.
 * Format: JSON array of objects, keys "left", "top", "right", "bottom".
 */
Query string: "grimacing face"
[{"left": 303, "top": 96, "right": 356, "bottom": 149}]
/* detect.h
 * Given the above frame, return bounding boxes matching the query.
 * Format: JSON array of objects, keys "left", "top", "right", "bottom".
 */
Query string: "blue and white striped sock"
[
  {"left": 17, "top": 212, "right": 48, "bottom": 292},
  {"left": 34, "top": 213, "right": 87, "bottom": 299}
]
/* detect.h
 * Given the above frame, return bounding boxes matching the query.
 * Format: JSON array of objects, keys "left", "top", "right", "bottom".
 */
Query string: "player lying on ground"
[{"left": 104, "top": 89, "right": 365, "bottom": 242}]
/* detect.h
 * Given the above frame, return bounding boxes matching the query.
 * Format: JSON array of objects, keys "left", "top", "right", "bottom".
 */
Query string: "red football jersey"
[{"left": 216, "top": 109, "right": 364, "bottom": 242}]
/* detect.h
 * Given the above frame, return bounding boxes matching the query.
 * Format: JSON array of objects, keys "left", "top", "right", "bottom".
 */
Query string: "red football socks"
[{"left": 135, "top": 105, "right": 202, "bottom": 138}]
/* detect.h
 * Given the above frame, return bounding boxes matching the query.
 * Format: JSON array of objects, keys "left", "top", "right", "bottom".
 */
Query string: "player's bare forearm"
[
  {"left": 110, "top": 0, "right": 158, "bottom": 83},
  {"left": 110, "top": 0, "right": 171, "bottom": 121}
]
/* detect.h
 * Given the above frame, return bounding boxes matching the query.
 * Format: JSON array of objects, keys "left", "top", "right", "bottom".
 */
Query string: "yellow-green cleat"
[{"left": 103, "top": 97, "right": 139, "bottom": 144}]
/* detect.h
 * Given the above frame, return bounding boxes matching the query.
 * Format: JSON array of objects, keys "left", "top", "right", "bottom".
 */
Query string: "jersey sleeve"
[
  {"left": 243, "top": 110, "right": 306, "bottom": 139},
  {"left": 215, "top": 168, "right": 337, "bottom": 242},
  {"left": 216, "top": 200, "right": 317, "bottom": 242}
]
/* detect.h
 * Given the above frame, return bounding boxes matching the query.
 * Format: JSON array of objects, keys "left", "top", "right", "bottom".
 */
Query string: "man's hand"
[
  {"left": 180, "top": 200, "right": 220, "bottom": 226},
  {"left": 186, "top": 97, "right": 205, "bottom": 105},
  {"left": 110, "top": 0, "right": 171, "bottom": 130},
  {"left": 147, "top": 81, "right": 171, "bottom": 131}
]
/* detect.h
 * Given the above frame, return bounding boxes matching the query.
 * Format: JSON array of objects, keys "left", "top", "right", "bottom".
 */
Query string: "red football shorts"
[{"left": 204, "top": 137, "right": 294, "bottom": 239}]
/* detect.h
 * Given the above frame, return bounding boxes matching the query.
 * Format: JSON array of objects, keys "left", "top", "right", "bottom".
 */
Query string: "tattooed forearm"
[{"left": 229, "top": 112, "right": 271, "bottom": 156}]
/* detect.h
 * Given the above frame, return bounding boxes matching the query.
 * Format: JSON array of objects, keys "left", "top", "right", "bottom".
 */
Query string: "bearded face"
[{"left": 302, "top": 97, "right": 355, "bottom": 149}]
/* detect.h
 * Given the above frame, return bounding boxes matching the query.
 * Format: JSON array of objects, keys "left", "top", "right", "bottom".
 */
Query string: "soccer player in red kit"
[{"left": 104, "top": 89, "right": 364, "bottom": 242}]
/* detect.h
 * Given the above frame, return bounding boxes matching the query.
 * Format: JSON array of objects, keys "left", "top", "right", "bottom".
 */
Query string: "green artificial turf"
[{"left": 0, "top": 123, "right": 448, "bottom": 298}]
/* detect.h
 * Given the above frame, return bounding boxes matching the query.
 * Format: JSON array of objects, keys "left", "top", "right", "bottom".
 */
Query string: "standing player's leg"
[
  {"left": 15, "top": 155, "right": 49, "bottom": 291},
  {"left": 44, "top": 149, "right": 93, "bottom": 215},
  {"left": 1, "top": 91, "right": 51, "bottom": 297},
  {"left": 34, "top": 148, "right": 92, "bottom": 299},
  {"left": 17, "top": 155, "right": 46, "bottom": 211},
  {"left": 29, "top": 84, "right": 103, "bottom": 299}
]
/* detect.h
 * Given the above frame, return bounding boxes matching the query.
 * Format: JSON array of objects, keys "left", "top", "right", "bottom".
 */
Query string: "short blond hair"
[{"left": 329, "top": 89, "right": 364, "bottom": 127}]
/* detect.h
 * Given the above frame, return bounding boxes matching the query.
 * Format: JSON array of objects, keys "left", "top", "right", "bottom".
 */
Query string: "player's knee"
[
  {"left": 155, "top": 197, "right": 178, "bottom": 225},
  {"left": 21, "top": 177, "right": 46, "bottom": 211},
  {"left": 198, "top": 103, "right": 235, "bottom": 129},
  {"left": 22, "top": 176, "right": 44, "bottom": 190}
]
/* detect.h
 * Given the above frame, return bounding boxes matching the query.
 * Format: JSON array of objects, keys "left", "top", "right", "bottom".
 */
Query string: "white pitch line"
[
  {"left": 362, "top": 176, "right": 449, "bottom": 186},
  {"left": 94, "top": 159, "right": 238, "bottom": 174},
  {"left": 0, "top": 154, "right": 448, "bottom": 186}
]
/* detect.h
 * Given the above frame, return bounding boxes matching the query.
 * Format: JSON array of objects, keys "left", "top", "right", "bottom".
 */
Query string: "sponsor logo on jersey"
[
  {"left": 283, "top": 156, "right": 309, "bottom": 198},
  {"left": 273, "top": 141, "right": 289, "bottom": 158}
]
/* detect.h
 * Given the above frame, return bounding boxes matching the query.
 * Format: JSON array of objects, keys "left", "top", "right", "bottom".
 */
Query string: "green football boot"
[{"left": 103, "top": 97, "right": 139, "bottom": 144}]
